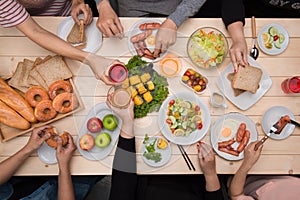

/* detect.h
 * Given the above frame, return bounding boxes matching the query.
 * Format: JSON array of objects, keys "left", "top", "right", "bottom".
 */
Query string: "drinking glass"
[
  {"left": 281, "top": 76, "right": 300, "bottom": 94},
  {"left": 107, "top": 86, "right": 131, "bottom": 108}
]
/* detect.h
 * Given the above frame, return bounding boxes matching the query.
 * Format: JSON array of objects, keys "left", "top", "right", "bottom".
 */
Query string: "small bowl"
[
  {"left": 159, "top": 54, "right": 182, "bottom": 77},
  {"left": 181, "top": 68, "right": 208, "bottom": 94},
  {"left": 187, "top": 27, "right": 228, "bottom": 69}
]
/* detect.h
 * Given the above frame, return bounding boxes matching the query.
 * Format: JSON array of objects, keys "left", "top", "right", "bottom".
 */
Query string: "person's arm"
[
  {"left": 229, "top": 141, "right": 263, "bottom": 200},
  {"left": 0, "top": 126, "right": 51, "bottom": 185},
  {"left": 56, "top": 134, "right": 77, "bottom": 200},
  {"left": 96, "top": 0, "right": 123, "bottom": 37},
  {"left": 197, "top": 142, "right": 223, "bottom": 199},
  {"left": 71, "top": 0, "right": 93, "bottom": 25}
]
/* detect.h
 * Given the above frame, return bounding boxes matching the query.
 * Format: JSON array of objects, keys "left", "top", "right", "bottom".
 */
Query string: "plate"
[
  {"left": 257, "top": 23, "right": 289, "bottom": 55},
  {"left": 76, "top": 103, "right": 122, "bottom": 160},
  {"left": 141, "top": 136, "right": 172, "bottom": 167},
  {"left": 158, "top": 92, "right": 211, "bottom": 145},
  {"left": 38, "top": 142, "right": 57, "bottom": 164},
  {"left": 57, "top": 16, "right": 102, "bottom": 53},
  {"left": 127, "top": 19, "right": 167, "bottom": 62},
  {"left": 216, "top": 56, "right": 272, "bottom": 110},
  {"left": 210, "top": 112, "right": 258, "bottom": 161},
  {"left": 262, "top": 106, "right": 295, "bottom": 140}
]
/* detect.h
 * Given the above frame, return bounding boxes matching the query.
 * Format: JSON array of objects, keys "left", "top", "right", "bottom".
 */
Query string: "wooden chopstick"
[{"left": 177, "top": 145, "right": 196, "bottom": 171}]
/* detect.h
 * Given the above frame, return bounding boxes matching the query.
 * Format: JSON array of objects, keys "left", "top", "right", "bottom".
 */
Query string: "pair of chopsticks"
[{"left": 177, "top": 145, "right": 195, "bottom": 171}]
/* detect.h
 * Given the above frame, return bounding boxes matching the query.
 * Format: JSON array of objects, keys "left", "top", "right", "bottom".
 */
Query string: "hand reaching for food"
[
  {"left": 153, "top": 18, "right": 177, "bottom": 58},
  {"left": 71, "top": 2, "right": 93, "bottom": 26},
  {"left": 24, "top": 125, "right": 52, "bottom": 153},
  {"left": 242, "top": 141, "right": 262, "bottom": 172},
  {"left": 96, "top": 0, "right": 123, "bottom": 38}
]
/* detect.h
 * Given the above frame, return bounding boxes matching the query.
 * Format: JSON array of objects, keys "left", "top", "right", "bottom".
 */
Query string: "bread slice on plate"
[
  {"left": 67, "top": 19, "right": 86, "bottom": 49},
  {"left": 35, "top": 55, "right": 73, "bottom": 87},
  {"left": 232, "top": 65, "right": 263, "bottom": 94},
  {"left": 227, "top": 73, "right": 246, "bottom": 96}
]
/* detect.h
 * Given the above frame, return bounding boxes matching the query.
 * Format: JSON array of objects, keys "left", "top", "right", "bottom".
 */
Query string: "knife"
[
  {"left": 254, "top": 125, "right": 278, "bottom": 151},
  {"left": 290, "top": 119, "right": 300, "bottom": 128}
]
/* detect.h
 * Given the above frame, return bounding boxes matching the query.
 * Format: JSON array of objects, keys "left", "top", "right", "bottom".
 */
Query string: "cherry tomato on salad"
[
  {"left": 274, "top": 35, "right": 279, "bottom": 41},
  {"left": 166, "top": 119, "right": 172, "bottom": 124},
  {"left": 169, "top": 100, "right": 175, "bottom": 106},
  {"left": 197, "top": 123, "right": 203, "bottom": 129},
  {"left": 195, "top": 105, "right": 200, "bottom": 112}
]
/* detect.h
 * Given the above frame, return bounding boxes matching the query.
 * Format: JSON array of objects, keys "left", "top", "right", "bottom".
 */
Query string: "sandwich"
[
  {"left": 232, "top": 65, "right": 262, "bottom": 94},
  {"left": 67, "top": 19, "right": 87, "bottom": 49}
]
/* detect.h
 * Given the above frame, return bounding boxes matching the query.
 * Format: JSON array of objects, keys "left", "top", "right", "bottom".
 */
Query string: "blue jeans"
[{"left": 0, "top": 176, "right": 102, "bottom": 200}]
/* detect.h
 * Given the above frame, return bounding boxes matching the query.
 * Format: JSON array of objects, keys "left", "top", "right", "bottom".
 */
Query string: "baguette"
[
  {"left": 0, "top": 78, "right": 36, "bottom": 123},
  {"left": 0, "top": 100, "right": 30, "bottom": 130}
]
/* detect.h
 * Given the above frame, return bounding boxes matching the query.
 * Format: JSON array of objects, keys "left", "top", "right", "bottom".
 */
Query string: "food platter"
[
  {"left": 262, "top": 106, "right": 295, "bottom": 140},
  {"left": 257, "top": 23, "right": 289, "bottom": 55},
  {"left": 57, "top": 15, "right": 102, "bottom": 53},
  {"left": 158, "top": 92, "right": 210, "bottom": 145},
  {"left": 216, "top": 56, "right": 272, "bottom": 110},
  {"left": 210, "top": 112, "right": 258, "bottom": 161},
  {"left": 141, "top": 136, "right": 172, "bottom": 167},
  {"left": 127, "top": 18, "right": 167, "bottom": 62},
  {"left": 76, "top": 103, "right": 122, "bottom": 161}
]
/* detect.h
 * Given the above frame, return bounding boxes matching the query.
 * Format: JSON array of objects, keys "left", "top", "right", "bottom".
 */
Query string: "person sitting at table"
[
  {"left": 0, "top": 0, "right": 122, "bottom": 84},
  {"left": 107, "top": 100, "right": 224, "bottom": 200},
  {"left": 0, "top": 125, "right": 78, "bottom": 199},
  {"left": 95, "top": 0, "right": 207, "bottom": 58},
  {"left": 229, "top": 141, "right": 300, "bottom": 200}
]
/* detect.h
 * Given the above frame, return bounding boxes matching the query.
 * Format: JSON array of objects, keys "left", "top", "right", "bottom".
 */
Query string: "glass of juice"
[
  {"left": 108, "top": 64, "right": 128, "bottom": 83},
  {"left": 107, "top": 86, "right": 131, "bottom": 108},
  {"left": 281, "top": 76, "right": 300, "bottom": 94}
]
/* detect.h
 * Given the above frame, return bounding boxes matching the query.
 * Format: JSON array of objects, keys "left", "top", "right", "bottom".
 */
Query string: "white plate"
[
  {"left": 127, "top": 19, "right": 167, "bottom": 62},
  {"left": 262, "top": 106, "right": 295, "bottom": 140},
  {"left": 158, "top": 92, "right": 211, "bottom": 145},
  {"left": 38, "top": 142, "right": 57, "bottom": 164},
  {"left": 141, "top": 136, "right": 172, "bottom": 167},
  {"left": 216, "top": 56, "right": 272, "bottom": 110},
  {"left": 257, "top": 23, "right": 289, "bottom": 55},
  {"left": 210, "top": 112, "right": 258, "bottom": 161},
  {"left": 57, "top": 16, "right": 102, "bottom": 53},
  {"left": 76, "top": 103, "right": 122, "bottom": 160}
]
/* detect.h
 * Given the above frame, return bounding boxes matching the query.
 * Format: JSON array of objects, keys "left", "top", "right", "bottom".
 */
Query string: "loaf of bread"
[
  {"left": 0, "top": 78, "right": 36, "bottom": 123},
  {"left": 0, "top": 100, "right": 30, "bottom": 130},
  {"left": 232, "top": 66, "right": 262, "bottom": 94}
]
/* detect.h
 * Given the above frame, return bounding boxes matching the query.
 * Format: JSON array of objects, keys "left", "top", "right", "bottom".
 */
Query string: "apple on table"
[
  {"left": 79, "top": 134, "right": 95, "bottom": 151},
  {"left": 95, "top": 132, "right": 111, "bottom": 148},
  {"left": 87, "top": 117, "right": 103, "bottom": 133},
  {"left": 102, "top": 114, "right": 118, "bottom": 131}
]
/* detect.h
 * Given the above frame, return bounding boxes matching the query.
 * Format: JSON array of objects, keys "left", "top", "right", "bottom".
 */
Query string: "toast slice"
[
  {"left": 227, "top": 73, "right": 246, "bottom": 96},
  {"left": 35, "top": 55, "right": 73, "bottom": 87},
  {"left": 8, "top": 62, "right": 29, "bottom": 93},
  {"left": 67, "top": 19, "right": 86, "bottom": 49},
  {"left": 18, "top": 58, "right": 35, "bottom": 87},
  {"left": 232, "top": 65, "right": 263, "bottom": 94}
]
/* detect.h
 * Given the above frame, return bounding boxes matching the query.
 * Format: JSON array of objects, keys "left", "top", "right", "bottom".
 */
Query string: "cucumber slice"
[
  {"left": 275, "top": 39, "right": 281, "bottom": 49},
  {"left": 279, "top": 33, "right": 285, "bottom": 43},
  {"left": 268, "top": 26, "right": 278, "bottom": 36}
]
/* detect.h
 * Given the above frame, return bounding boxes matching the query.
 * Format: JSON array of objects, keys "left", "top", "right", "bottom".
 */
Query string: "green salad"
[
  {"left": 143, "top": 134, "right": 162, "bottom": 163},
  {"left": 125, "top": 56, "right": 169, "bottom": 118},
  {"left": 188, "top": 28, "right": 227, "bottom": 69}
]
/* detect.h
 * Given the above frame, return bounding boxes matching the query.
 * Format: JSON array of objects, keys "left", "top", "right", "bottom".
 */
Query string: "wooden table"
[{"left": 0, "top": 17, "right": 299, "bottom": 176}]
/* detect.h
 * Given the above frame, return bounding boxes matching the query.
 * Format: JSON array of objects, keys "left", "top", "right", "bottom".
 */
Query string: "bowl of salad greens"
[{"left": 187, "top": 27, "right": 228, "bottom": 69}]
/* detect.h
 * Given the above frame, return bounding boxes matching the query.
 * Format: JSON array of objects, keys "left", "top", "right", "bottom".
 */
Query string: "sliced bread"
[
  {"left": 227, "top": 73, "right": 246, "bottom": 96},
  {"left": 18, "top": 59, "right": 35, "bottom": 87},
  {"left": 67, "top": 19, "right": 86, "bottom": 45},
  {"left": 232, "top": 65, "right": 263, "bottom": 94}
]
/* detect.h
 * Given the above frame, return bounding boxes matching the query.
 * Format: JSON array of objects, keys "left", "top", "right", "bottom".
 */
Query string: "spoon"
[{"left": 250, "top": 16, "right": 259, "bottom": 60}]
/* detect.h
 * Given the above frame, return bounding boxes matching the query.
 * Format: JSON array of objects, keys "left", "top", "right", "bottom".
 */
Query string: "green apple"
[
  {"left": 95, "top": 132, "right": 111, "bottom": 148},
  {"left": 102, "top": 114, "right": 118, "bottom": 131}
]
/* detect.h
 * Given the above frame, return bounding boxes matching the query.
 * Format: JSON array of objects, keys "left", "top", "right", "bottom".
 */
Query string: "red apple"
[
  {"left": 79, "top": 134, "right": 95, "bottom": 151},
  {"left": 87, "top": 117, "right": 103, "bottom": 133}
]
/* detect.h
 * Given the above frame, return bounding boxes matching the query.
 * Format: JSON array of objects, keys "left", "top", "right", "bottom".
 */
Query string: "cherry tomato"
[
  {"left": 195, "top": 105, "right": 200, "bottom": 111},
  {"left": 184, "top": 71, "right": 191, "bottom": 76},
  {"left": 197, "top": 123, "right": 203, "bottom": 129},
  {"left": 169, "top": 99, "right": 175, "bottom": 106},
  {"left": 166, "top": 119, "right": 172, "bottom": 124},
  {"left": 274, "top": 35, "right": 279, "bottom": 41}
]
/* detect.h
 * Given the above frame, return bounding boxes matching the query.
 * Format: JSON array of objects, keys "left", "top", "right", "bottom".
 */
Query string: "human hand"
[
  {"left": 24, "top": 125, "right": 51, "bottom": 154},
  {"left": 229, "top": 38, "right": 248, "bottom": 72},
  {"left": 153, "top": 18, "right": 177, "bottom": 58},
  {"left": 241, "top": 141, "right": 262, "bottom": 172},
  {"left": 106, "top": 100, "right": 134, "bottom": 138},
  {"left": 84, "top": 53, "right": 125, "bottom": 85},
  {"left": 71, "top": 2, "right": 93, "bottom": 25},
  {"left": 56, "top": 134, "right": 76, "bottom": 170},
  {"left": 197, "top": 142, "right": 217, "bottom": 176},
  {"left": 96, "top": 0, "right": 123, "bottom": 38}
]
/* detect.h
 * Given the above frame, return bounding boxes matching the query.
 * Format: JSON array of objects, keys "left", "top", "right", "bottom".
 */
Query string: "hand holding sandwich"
[{"left": 71, "top": 1, "right": 93, "bottom": 26}]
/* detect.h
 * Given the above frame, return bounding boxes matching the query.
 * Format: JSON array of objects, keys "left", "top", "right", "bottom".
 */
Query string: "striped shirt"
[{"left": 0, "top": 0, "right": 30, "bottom": 28}]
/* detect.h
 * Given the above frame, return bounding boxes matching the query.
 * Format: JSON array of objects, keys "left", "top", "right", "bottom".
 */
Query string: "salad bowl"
[{"left": 187, "top": 27, "right": 228, "bottom": 69}]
